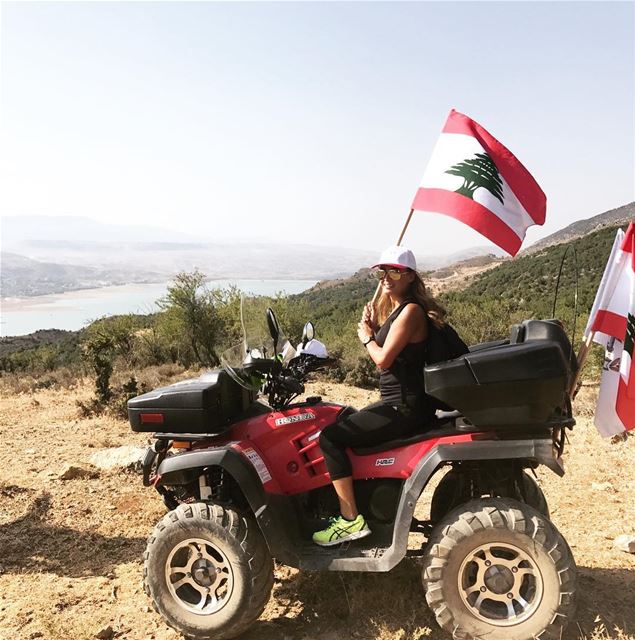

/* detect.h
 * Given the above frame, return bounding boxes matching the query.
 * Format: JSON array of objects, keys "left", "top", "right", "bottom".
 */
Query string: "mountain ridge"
[
  {"left": 2, "top": 202, "right": 632, "bottom": 299},
  {"left": 2, "top": 213, "right": 506, "bottom": 297},
  {"left": 523, "top": 201, "right": 634, "bottom": 255}
]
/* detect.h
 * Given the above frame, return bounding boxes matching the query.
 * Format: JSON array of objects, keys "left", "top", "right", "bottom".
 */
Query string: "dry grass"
[
  {"left": 0, "top": 380, "right": 633, "bottom": 640},
  {"left": 0, "top": 366, "right": 83, "bottom": 395}
]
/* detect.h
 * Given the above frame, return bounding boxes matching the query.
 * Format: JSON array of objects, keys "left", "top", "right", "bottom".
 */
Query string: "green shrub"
[{"left": 345, "top": 356, "right": 379, "bottom": 389}]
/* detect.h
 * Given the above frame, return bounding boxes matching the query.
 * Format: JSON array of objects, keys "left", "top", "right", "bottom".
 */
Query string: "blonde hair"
[{"left": 376, "top": 271, "right": 446, "bottom": 329}]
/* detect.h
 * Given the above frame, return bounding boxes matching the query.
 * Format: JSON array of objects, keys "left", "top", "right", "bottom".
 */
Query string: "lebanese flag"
[
  {"left": 584, "top": 227, "right": 627, "bottom": 348},
  {"left": 411, "top": 109, "right": 546, "bottom": 256},
  {"left": 586, "top": 223, "right": 635, "bottom": 435},
  {"left": 586, "top": 224, "right": 635, "bottom": 346}
]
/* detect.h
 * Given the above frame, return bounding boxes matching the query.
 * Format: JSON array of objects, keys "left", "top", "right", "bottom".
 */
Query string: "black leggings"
[{"left": 319, "top": 401, "right": 422, "bottom": 480}]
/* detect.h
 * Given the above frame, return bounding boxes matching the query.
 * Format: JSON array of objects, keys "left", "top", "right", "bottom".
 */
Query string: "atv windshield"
[{"left": 220, "top": 296, "right": 296, "bottom": 391}]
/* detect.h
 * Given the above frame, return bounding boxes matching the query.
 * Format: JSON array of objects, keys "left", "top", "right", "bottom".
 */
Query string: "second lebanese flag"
[
  {"left": 585, "top": 223, "right": 635, "bottom": 436},
  {"left": 412, "top": 109, "right": 546, "bottom": 256}
]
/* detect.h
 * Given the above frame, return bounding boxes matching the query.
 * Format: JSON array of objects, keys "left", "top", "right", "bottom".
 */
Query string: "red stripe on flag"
[
  {"left": 620, "top": 222, "right": 635, "bottom": 271},
  {"left": 591, "top": 310, "right": 627, "bottom": 339},
  {"left": 412, "top": 187, "right": 523, "bottom": 256},
  {"left": 442, "top": 110, "right": 546, "bottom": 225},
  {"left": 616, "top": 377, "right": 635, "bottom": 431}
]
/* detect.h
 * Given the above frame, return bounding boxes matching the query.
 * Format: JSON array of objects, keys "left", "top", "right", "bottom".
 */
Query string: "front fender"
[
  {"left": 157, "top": 447, "right": 267, "bottom": 515},
  {"left": 155, "top": 446, "right": 298, "bottom": 563}
]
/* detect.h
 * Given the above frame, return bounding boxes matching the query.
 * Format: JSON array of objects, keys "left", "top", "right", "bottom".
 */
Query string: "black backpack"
[
  {"left": 423, "top": 321, "right": 469, "bottom": 412},
  {"left": 388, "top": 300, "right": 469, "bottom": 366},
  {"left": 424, "top": 321, "right": 469, "bottom": 365}
]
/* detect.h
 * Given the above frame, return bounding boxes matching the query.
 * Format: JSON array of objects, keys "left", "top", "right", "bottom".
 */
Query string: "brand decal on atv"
[
  {"left": 242, "top": 448, "right": 272, "bottom": 484},
  {"left": 375, "top": 457, "right": 395, "bottom": 467},
  {"left": 274, "top": 412, "right": 316, "bottom": 426}
]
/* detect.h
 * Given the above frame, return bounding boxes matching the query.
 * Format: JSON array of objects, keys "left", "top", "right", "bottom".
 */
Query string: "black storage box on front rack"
[
  {"left": 424, "top": 319, "right": 575, "bottom": 429},
  {"left": 128, "top": 369, "right": 253, "bottom": 433}
]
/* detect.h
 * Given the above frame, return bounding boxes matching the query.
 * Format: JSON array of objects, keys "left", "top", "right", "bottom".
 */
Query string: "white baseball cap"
[{"left": 371, "top": 245, "right": 417, "bottom": 270}]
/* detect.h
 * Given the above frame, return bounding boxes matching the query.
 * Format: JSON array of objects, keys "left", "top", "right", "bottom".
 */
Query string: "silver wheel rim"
[
  {"left": 165, "top": 537, "right": 234, "bottom": 615},
  {"left": 458, "top": 542, "right": 544, "bottom": 626}
]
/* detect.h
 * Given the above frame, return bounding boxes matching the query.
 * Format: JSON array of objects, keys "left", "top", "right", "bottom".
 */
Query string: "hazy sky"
[{"left": 1, "top": 1, "right": 634, "bottom": 256}]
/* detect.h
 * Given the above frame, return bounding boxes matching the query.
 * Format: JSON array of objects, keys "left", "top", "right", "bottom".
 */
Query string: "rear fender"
[{"left": 388, "top": 438, "right": 562, "bottom": 566}]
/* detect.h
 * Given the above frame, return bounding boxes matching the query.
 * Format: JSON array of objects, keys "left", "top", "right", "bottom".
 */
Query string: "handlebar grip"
[{"left": 281, "top": 376, "right": 304, "bottom": 394}]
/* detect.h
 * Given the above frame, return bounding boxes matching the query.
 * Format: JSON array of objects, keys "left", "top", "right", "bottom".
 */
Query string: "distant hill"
[
  {"left": 1, "top": 252, "right": 163, "bottom": 297},
  {"left": 1, "top": 215, "right": 504, "bottom": 296},
  {"left": 2, "top": 215, "right": 200, "bottom": 247},
  {"left": 425, "top": 254, "right": 503, "bottom": 286},
  {"left": 0, "top": 329, "right": 78, "bottom": 359},
  {"left": 298, "top": 253, "right": 503, "bottom": 297},
  {"left": 441, "top": 222, "right": 629, "bottom": 346},
  {"left": 524, "top": 201, "right": 634, "bottom": 255}
]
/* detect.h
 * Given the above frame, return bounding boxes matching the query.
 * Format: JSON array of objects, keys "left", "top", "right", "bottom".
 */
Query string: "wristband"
[{"left": 363, "top": 336, "right": 375, "bottom": 346}]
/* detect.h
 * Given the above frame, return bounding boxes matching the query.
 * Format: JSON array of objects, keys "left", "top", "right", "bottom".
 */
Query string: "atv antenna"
[
  {"left": 551, "top": 244, "right": 579, "bottom": 341},
  {"left": 552, "top": 244, "right": 577, "bottom": 321},
  {"left": 371, "top": 208, "right": 414, "bottom": 305},
  {"left": 551, "top": 244, "right": 579, "bottom": 394},
  {"left": 240, "top": 295, "right": 248, "bottom": 352}
]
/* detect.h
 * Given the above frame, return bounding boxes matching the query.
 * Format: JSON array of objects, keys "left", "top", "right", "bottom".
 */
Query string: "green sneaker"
[{"left": 312, "top": 514, "right": 371, "bottom": 547}]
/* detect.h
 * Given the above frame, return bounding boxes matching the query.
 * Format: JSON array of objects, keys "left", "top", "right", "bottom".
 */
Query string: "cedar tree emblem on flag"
[
  {"left": 412, "top": 109, "right": 546, "bottom": 256},
  {"left": 445, "top": 152, "right": 505, "bottom": 205}
]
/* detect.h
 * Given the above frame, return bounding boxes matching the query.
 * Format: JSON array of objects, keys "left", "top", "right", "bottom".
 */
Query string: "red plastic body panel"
[{"left": 208, "top": 402, "right": 477, "bottom": 496}]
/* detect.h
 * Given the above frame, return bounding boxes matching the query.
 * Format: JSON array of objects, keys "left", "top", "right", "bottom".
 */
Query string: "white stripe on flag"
[{"left": 420, "top": 133, "right": 535, "bottom": 238}]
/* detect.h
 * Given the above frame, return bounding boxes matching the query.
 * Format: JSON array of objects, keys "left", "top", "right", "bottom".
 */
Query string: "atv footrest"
[
  {"left": 294, "top": 541, "right": 391, "bottom": 571},
  {"left": 287, "top": 525, "right": 395, "bottom": 571}
]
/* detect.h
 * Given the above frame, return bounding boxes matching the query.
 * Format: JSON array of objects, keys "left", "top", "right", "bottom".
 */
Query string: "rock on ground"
[
  {"left": 614, "top": 534, "right": 635, "bottom": 553},
  {"left": 591, "top": 481, "right": 615, "bottom": 492},
  {"left": 89, "top": 445, "right": 146, "bottom": 472},
  {"left": 95, "top": 625, "right": 114, "bottom": 639},
  {"left": 58, "top": 464, "right": 99, "bottom": 480}
]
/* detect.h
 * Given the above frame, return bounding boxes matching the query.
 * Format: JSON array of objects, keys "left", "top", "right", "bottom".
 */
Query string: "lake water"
[{"left": 0, "top": 279, "right": 317, "bottom": 337}]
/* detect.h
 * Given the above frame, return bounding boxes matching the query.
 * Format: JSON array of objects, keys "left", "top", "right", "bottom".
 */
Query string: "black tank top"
[{"left": 374, "top": 300, "right": 428, "bottom": 408}]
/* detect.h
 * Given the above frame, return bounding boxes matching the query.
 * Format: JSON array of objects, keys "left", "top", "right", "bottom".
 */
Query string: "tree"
[
  {"left": 445, "top": 152, "right": 504, "bottom": 204},
  {"left": 81, "top": 329, "right": 116, "bottom": 403},
  {"left": 80, "top": 315, "right": 142, "bottom": 403},
  {"left": 157, "top": 270, "right": 224, "bottom": 367}
]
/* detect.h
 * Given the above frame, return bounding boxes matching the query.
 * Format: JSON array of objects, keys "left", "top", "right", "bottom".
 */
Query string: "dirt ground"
[{"left": 0, "top": 379, "right": 633, "bottom": 640}]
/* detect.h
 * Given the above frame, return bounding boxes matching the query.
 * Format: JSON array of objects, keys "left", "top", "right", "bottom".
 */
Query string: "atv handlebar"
[
  {"left": 280, "top": 376, "right": 305, "bottom": 394},
  {"left": 263, "top": 353, "right": 331, "bottom": 409}
]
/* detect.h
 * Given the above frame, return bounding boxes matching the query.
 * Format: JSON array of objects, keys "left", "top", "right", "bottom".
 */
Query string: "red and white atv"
[{"left": 129, "top": 304, "right": 576, "bottom": 640}]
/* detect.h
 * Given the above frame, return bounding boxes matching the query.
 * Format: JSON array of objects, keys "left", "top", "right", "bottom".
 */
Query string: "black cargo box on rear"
[
  {"left": 128, "top": 369, "right": 253, "bottom": 433},
  {"left": 424, "top": 320, "right": 574, "bottom": 429}
]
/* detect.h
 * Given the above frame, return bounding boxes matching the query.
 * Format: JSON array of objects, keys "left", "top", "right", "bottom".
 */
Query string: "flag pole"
[
  {"left": 396, "top": 208, "right": 415, "bottom": 245},
  {"left": 371, "top": 209, "right": 415, "bottom": 305}
]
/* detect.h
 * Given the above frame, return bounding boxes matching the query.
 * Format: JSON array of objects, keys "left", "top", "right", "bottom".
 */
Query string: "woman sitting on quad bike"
[{"left": 313, "top": 245, "right": 461, "bottom": 546}]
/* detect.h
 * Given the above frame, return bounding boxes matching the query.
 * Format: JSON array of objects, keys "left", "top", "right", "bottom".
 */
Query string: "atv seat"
[{"left": 351, "top": 412, "right": 479, "bottom": 456}]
